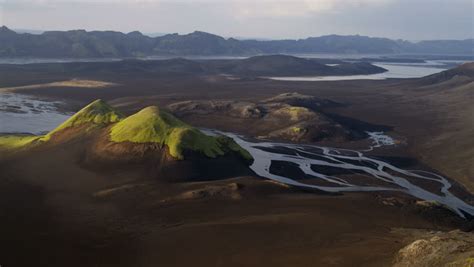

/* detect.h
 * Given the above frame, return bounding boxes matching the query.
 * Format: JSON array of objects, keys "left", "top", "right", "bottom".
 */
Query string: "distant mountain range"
[{"left": 0, "top": 26, "right": 472, "bottom": 58}]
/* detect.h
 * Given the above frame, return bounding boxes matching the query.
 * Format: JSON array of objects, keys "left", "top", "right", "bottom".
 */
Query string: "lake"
[
  {"left": 0, "top": 56, "right": 468, "bottom": 133},
  {"left": 0, "top": 93, "right": 71, "bottom": 134},
  {"left": 267, "top": 62, "right": 454, "bottom": 81},
  {"left": 1, "top": 56, "right": 466, "bottom": 82}
]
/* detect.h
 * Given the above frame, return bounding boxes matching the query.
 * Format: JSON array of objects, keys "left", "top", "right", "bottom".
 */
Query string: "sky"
[{"left": 0, "top": 0, "right": 472, "bottom": 40}]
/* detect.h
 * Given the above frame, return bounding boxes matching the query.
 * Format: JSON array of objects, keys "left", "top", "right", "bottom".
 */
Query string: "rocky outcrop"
[
  {"left": 167, "top": 93, "right": 356, "bottom": 142},
  {"left": 393, "top": 230, "right": 474, "bottom": 267}
]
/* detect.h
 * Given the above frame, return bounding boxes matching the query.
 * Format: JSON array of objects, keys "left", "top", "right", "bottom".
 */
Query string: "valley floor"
[
  {"left": 0, "top": 142, "right": 469, "bottom": 267},
  {"left": 1, "top": 62, "right": 474, "bottom": 266}
]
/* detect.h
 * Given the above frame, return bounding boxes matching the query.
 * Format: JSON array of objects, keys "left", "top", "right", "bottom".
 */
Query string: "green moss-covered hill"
[
  {"left": 46, "top": 99, "right": 123, "bottom": 138},
  {"left": 109, "top": 106, "right": 251, "bottom": 160},
  {"left": 0, "top": 99, "right": 123, "bottom": 149},
  {"left": 0, "top": 100, "right": 251, "bottom": 161}
]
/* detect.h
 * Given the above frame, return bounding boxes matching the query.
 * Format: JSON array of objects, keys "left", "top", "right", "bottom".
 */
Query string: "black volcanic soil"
[
  {"left": 1, "top": 61, "right": 472, "bottom": 191},
  {"left": 203, "top": 55, "right": 387, "bottom": 77},
  {"left": 0, "top": 140, "right": 470, "bottom": 267},
  {"left": 1, "top": 61, "right": 474, "bottom": 266},
  {"left": 1, "top": 61, "right": 472, "bottom": 190}
]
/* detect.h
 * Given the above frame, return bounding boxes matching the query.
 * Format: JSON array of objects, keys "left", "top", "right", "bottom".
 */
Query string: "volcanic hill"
[{"left": 0, "top": 100, "right": 252, "bottom": 181}]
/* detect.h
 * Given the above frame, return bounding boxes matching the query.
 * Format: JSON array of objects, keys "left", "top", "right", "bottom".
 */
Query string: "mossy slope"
[
  {"left": 0, "top": 135, "right": 41, "bottom": 150},
  {"left": 1, "top": 100, "right": 251, "bottom": 161},
  {"left": 45, "top": 99, "right": 123, "bottom": 139},
  {"left": 109, "top": 106, "right": 251, "bottom": 160},
  {"left": 0, "top": 99, "right": 123, "bottom": 149},
  {"left": 273, "top": 106, "right": 315, "bottom": 121}
]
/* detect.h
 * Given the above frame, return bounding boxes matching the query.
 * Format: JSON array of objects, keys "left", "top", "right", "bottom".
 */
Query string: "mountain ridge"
[{"left": 0, "top": 26, "right": 472, "bottom": 58}]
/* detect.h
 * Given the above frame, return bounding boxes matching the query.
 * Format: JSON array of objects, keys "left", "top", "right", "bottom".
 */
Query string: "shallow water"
[
  {"left": 0, "top": 93, "right": 71, "bottom": 134},
  {"left": 0, "top": 58, "right": 121, "bottom": 65},
  {"left": 268, "top": 63, "right": 449, "bottom": 81},
  {"left": 207, "top": 130, "right": 474, "bottom": 218},
  {"left": 1, "top": 99, "right": 472, "bottom": 217},
  {"left": 365, "top": 131, "right": 396, "bottom": 151}
]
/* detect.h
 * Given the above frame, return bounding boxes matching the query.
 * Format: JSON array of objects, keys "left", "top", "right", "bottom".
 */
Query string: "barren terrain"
[{"left": 1, "top": 60, "right": 473, "bottom": 266}]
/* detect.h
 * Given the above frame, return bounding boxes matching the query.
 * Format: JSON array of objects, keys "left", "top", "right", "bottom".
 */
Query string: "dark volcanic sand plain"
[
  {"left": 1, "top": 60, "right": 473, "bottom": 266},
  {"left": 0, "top": 142, "right": 469, "bottom": 267},
  {"left": 3, "top": 62, "right": 472, "bottom": 190}
]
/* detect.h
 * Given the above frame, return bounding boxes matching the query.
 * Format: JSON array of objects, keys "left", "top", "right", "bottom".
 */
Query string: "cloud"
[
  {"left": 248, "top": 0, "right": 392, "bottom": 17},
  {"left": 229, "top": 0, "right": 394, "bottom": 18},
  {"left": 1, "top": 0, "right": 471, "bottom": 40},
  {"left": 1, "top": 0, "right": 394, "bottom": 21},
  {"left": 2, "top": 0, "right": 392, "bottom": 9}
]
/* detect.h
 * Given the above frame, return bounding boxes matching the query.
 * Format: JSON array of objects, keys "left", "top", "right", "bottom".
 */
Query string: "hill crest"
[
  {"left": 109, "top": 106, "right": 251, "bottom": 160},
  {"left": 0, "top": 101, "right": 252, "bottom": 161},
  {"left": 0, "top": 99, "right": 123, "bottom": 149},
  {"left": 46, "top": 99, "right": 123, "bottom": 139}
]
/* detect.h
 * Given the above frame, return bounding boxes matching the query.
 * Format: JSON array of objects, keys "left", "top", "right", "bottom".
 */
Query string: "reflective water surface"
[
  {"left": 213, "top": 130, "right": 474, "bottom": 218},
  {"left": 0, "top": 93, "right": 71, "bottom": 134}
]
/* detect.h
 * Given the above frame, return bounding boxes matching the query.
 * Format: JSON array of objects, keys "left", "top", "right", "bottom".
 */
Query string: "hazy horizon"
[
  {"left": 4, "top": 26, "right": 474, "bottom": 42},
  {"left": 1, "top": 0, "right": 473, "bottom": 41}
]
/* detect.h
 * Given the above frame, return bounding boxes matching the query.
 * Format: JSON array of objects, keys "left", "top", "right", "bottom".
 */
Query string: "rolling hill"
[
  {"left": 108, "top": 106, "right": 250, "bottom": 160},
  {"left": 406, "top": 63, "right": 474, "bottom": 192},
  {"left": 0, "top": 55, "right": 387, "bottom": 77},
  {"left": 0, "top": 100, "right": 252, "bottom": 175},
  {"left": 0, "top": 99, "right": 124, "bottom": 148},
  {"left": 208, "top": 55, "right": 386, "bottom": 76}
]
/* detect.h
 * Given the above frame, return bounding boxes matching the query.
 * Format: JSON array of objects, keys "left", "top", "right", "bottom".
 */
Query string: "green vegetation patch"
[
  {"left": 0, "top": 100, "right": 251, "bottom": 161},
  {"left": 275, "top": 106, "right": 313, "bottom": 121},
  {"left": 0, "top": 135, "right": 41, "bottom": 150},
  {"left": 110, "top": 106, "right": 252, "bottom": 160},
  {"left": 44, "top": 99, "right": 123, "bottom": 140},
  {"left": 214, "top": 135, "right": 253, "bottom": 161},
  {"left": 0, "top": 99, "right": 123, "bottom": 150},
  {"left": 292, "top": 127, "right": 304, "bottom": 134}
]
